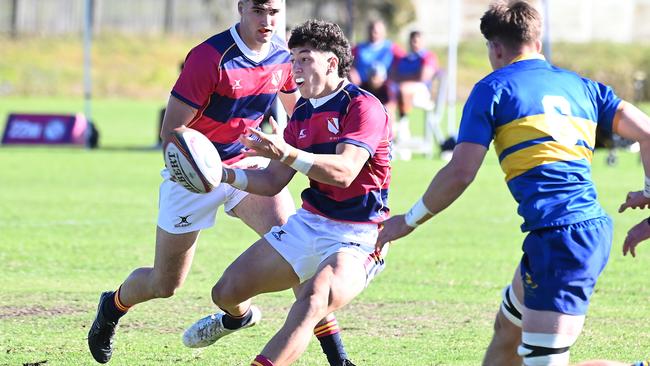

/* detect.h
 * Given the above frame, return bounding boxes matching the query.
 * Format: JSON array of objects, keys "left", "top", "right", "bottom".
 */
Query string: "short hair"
[
  {"left": 288, "top": 19, "right": 353, "bottom": 78},
  {"left": 240, "top": 0, "right": 280, "bottom": 6},
  {"left": 480, "top": 1, "right": 541, "bottom": 48},
  {"left": 409, "top": 30, "right": 421, "bottom": 40}
]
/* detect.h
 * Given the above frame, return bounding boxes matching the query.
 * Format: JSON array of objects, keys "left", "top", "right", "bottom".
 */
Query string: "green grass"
[{"left": 1, "top": 98, "right": 650, "bottom": 365}]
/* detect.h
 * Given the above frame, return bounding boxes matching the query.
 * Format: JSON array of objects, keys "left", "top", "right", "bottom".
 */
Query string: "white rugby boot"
[{"left": 182, "top": 305, "right": 262, "bottom": 348}]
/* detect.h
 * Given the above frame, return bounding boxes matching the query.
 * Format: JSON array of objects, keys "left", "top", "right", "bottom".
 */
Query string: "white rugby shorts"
[
  {"left": 264, "top": 208, "right": 388, "bottom": 285},
  {"left": 157, "top": 156, "right": 269, "bottom": 234}
]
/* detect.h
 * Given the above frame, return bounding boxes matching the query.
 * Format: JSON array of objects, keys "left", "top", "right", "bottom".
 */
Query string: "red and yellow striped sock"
[
  {"left": 251, "top": 354, "right": 274, "bottom": 366},
  {"left": 314, "top": 318, "right": 348, "bottom": 365},
  {"left": 114, "top": 286, "right": 131, "bottom": 313},
  {"left": 314, "top": 318, "right": 340, "bottom": 338}
]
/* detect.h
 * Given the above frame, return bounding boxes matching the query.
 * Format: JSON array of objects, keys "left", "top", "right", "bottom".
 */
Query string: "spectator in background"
[
  {"left": 350, "top": 19, "right": 405, "bottom": 107},
  {"left": 360, "top": 64, "right": 390, "bottom": 106},
  {"left": 389, "top": 30, "right": 439, "bottom": 143}
]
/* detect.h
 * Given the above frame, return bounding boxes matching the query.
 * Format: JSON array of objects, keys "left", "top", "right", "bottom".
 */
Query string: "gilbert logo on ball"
[{"left": 164, "top": 127, "right": 222, "bottom": 193}]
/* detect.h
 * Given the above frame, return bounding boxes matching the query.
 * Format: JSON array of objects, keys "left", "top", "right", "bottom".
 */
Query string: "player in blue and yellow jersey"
[
  {"left": 182, "top": 19, "right": 391, "bottom": 366},
  {"left": 87, "top": 1, "right": 354, "bottom": 365},
  {"left": 376, "top": 1, "right": 650, "bottom": 366}
]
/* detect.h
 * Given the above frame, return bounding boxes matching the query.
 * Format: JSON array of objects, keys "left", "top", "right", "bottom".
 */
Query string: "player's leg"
[
  {"left": 88, "top": 170, "right": 226, "bottom": 363},
  {"left": 257, "top": 251, "right": 368, "bottom": 366},
  {"left": 516, "top": 217, "right": 612, "bottom": 366},
  {"left": 182, "top": 236, "right": 300, "bottom": 348},
  {"left": 232, "top": 185, "right": 354, "bottom": 366},
  {"left": 119, "top": 228, "right": 199, "bottom": 305},
  {"left": 482, "top": 268, "right": 525, "bottom": 366},
  {"left": 253, "top": 215, "right": 386, "bottom": 366}
]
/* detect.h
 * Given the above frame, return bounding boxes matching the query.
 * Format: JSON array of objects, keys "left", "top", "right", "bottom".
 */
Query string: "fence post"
[
  {"left": 164, "top": 0, "right": 174, "bottom": 34},
  {"left": 10, "top": 0, "right": 19, "bottom": 38}
]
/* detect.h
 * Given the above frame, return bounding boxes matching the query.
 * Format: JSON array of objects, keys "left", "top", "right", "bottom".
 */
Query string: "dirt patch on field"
[{"left": 0, "top": 305, "right": 84, "bottom": 319}]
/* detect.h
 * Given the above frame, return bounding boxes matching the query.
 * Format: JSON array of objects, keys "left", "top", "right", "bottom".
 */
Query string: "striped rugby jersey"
[
  {"left": 171, "top": 24, "right": 297, "bottom": 164},
  {"left": 285, "top": 82, "right": 392, "bottom": 223},
  {"left": 457, "top": 54, "right": 621, "bottom": 231}
]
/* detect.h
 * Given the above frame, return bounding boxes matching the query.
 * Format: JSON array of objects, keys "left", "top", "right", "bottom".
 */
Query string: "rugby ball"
[{"left": 163, "top": 126, "right": 222, "bottom": 193}]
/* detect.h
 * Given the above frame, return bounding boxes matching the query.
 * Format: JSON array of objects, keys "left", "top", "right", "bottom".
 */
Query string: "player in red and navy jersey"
[
  {"left": 182, "top": 19, "right": 392, "bottom": 366},
  {"left": 88, "top": 2, "right": 353, "bottom": 365}
]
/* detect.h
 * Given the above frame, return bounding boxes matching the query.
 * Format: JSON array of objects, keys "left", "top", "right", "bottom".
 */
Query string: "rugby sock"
[
  {"left": 632, "top": 361, "right": 650, "bottom": 366},
  {"left": 101, "top": 286, "right": 130, "bottom": 323},
  {"left": 221, "top": 307, "right": 253, "bottom": 330},
  {"left": 251, "top": 354, "right": 274, "bottom": 366},
  {"left": 314, "top": 318, "right": 348, "bottom": 366}
]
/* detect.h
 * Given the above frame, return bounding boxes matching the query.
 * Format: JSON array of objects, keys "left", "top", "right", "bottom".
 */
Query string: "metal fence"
[
  {"left": 3, "top": 0, "right": 650, "bottom": 44},
  {"left": 0, "top": 0, "right": 229, "bottom": 36}
]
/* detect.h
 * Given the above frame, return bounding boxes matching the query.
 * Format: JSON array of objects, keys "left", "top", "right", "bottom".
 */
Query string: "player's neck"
[{"left": 313, "top": 78, "right": 346, "bottom": 99}]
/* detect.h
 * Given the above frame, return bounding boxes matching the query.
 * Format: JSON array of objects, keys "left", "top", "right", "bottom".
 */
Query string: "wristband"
[
  {"left": 644, "top": 176, "right": 650, "bottom": 198},
  {"left": 230, "top": 168, "right": 248, "bottom": 191},
  {"left": 404, "top": 198, "right": 434, "bottom": 228},
  {"left": 289, "top": 150, "right": 315, "bottom": 175}
]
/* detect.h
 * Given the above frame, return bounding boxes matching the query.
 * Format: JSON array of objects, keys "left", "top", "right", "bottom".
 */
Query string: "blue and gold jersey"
[{"left": 457, "top": 54, "right": 621, "bottom": 231}]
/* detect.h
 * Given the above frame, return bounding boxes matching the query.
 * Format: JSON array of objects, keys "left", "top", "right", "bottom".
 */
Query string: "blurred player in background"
[
  {"left": 389, "top": 30, "right": 439, "bottom": 143},
  {"left": 375, "top": 1, "right": 650, "bottom": 365},
  {"left": 87, "top": 1, "right": 354, "bottom": 365},
  {"left": 181, "top": 19, "right": 391, "bottom": 366}
]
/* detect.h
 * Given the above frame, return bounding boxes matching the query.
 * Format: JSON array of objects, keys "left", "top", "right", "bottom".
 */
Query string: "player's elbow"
[
  {"left": 329, "top": 167, "right": 357, "bottom": 188},
  {"left": 450, "top": 165, "right": 477, "bottom": 187}
]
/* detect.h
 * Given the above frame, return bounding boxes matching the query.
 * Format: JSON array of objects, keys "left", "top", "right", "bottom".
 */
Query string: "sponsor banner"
[{"left": 2, "top": 113, "right": 88, "bottom": 145}]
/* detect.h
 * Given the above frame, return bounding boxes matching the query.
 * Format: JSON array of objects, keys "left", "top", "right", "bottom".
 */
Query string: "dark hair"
[
  {"left": 480, "top": 1, "right": 541, "bottom": 48},
  {"left": 409, "top": 30, "right": 421, "bottom": 40},
  {"left": 288, "top": 19, "right": 352, "bottom": 78},
  {"left": 244, "top": 0, "right": 277, "bottom": 5}
]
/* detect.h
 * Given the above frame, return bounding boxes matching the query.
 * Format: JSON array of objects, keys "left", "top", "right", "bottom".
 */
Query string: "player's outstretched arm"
[
  {"left": 615, "top": 102, "right": 650, "bottom": 212},
  {"left": 240, "top": 117, "right": 370, "bottom": 188},
  {"left": 376, "top": 142, "right": 487, "bottom": 251},
  {"left": 623, "top": 217, "right": 650, "bottom": 257},
  {"left": 222, "top": 159, "right": 296, "bottom": 197}
]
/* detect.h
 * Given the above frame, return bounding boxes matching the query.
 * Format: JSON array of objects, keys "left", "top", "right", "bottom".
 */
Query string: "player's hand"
[
  {"left": 375, "top": 215, "right": 414, "bottom": 251},
  {"left": 239, "top": 117, "right": 290, "bottom": 160},
  {"left": 623, "top": 217, "right": 650, "bottom": 257},
  {"left": 618, "top": 191, "right": 650, "bottom": 213}
]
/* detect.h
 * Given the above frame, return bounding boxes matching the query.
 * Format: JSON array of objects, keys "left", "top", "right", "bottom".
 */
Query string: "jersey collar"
[
  {"left": 309, "top": 80, "right": 350, "bottom": 109},
  {"left": 510, "top": 53, "right": 546, "bottom": 64},
  {"left": 230, "top": 24, "right": 271, "bottom": 64}
]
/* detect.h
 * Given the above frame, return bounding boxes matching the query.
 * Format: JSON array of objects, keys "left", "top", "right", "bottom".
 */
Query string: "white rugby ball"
[{"left": 163, "top": 126, "right": 222, "bottom": 193}]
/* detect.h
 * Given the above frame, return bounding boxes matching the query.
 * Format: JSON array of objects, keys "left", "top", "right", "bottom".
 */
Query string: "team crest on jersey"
[
  {"left": 232, "top": 79, "right": 242, "bottom": 90},
  {"left": 298, "top": 129, "right": 307, "bottom": 139},
  {"left": 327, "top": 117, "right": 339, "bottom": 135},
  {"left": 271, "top": 70, "right": 283, "bottom": 87}
]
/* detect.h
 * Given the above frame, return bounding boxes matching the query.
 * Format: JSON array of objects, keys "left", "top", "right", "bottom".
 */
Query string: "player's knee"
[
  {"left": 492, "top": 312, "right": 521, "bottom": 347},
  {"left": 297, "top": 293, "right": 329, "bottom": 321},
  {"left": 500, "top": 284, "right": 523, "bottom": 328},
  {"left": 211, "top": 276, "right": 244, "bottom": 308},
  {"left": 517, "top": 332, "right": 578, "bottom": 366}
]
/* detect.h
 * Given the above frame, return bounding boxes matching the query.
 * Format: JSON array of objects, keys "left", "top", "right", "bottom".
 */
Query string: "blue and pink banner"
[{"left": 2, "top": 113, "right": 88, "bottom": 145}]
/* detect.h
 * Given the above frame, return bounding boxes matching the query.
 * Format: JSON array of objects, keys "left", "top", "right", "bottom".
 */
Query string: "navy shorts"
[{"left": 520, "top": 216, "right": 612, "bottom": 315}]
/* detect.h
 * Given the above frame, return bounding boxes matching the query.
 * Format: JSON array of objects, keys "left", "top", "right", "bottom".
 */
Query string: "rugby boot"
[
  {"left": 88, "top": 291, "right": 117, "bottom": 363},
  {"left": 183, "top": 305, "right": 261, "bottom": 348}
]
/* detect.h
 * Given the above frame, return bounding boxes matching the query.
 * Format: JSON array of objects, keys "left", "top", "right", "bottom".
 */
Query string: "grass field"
[{"left": 1, "top": 97, "right": 650, "bottom": 365}]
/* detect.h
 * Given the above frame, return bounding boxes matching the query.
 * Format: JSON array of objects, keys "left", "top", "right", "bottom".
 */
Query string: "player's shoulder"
[
  {"left": 345, "top": 83, "right": 386, "bottom": 110},
  {"left": 199, "top": 28, "right": 236, "bottom": 54}
]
